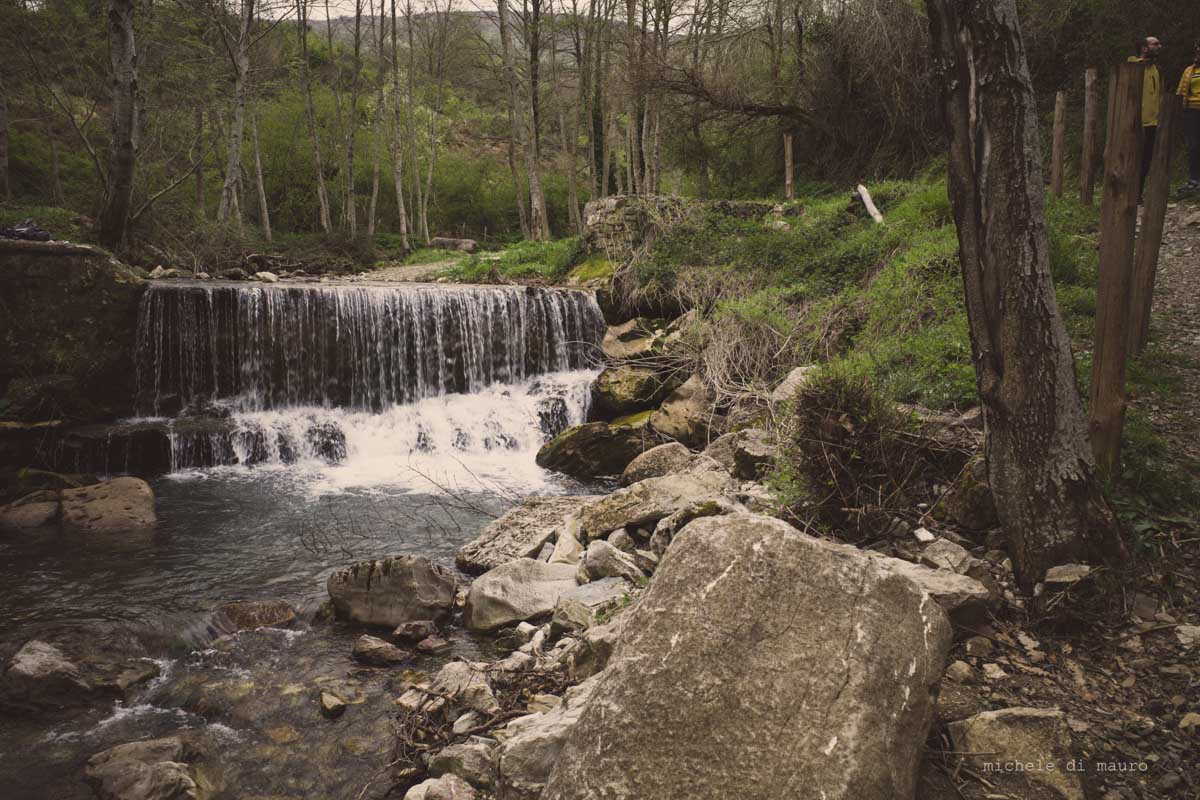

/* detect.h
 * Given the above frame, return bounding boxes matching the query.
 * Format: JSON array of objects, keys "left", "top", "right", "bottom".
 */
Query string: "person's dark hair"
[{"left": 1135, "top": 36, "right": 1150, "bottom": 56}]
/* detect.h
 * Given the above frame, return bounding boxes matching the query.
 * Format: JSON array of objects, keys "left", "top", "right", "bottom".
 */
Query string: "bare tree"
[
  {"left": 97, "top": 0, "right": 139, "bottom": 249},
  {"left": 215, "top": 0, "right": 256, "bottom": 224},
  {"left": 390, "top": 0, "right": 410, "bottom": 249},
  {"left": 296, "top": 0, "right": 332, "bottom": 232},
  {"left": 250, "top": 103, "right": 272, "bottom": 241},
  {"left": 0, "top": 67, "right": 9, "bottom": 201},
  {"left": 926, "top": 0, "right": 1125, "bottom": 592}
]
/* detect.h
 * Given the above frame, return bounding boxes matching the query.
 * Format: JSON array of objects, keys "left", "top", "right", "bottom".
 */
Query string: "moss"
[
  {"left": 611, "top": 410, "right": 653, "bottom": 428},
  {"left": 569, "top": 255, "right": 614, "bottom": 283}
]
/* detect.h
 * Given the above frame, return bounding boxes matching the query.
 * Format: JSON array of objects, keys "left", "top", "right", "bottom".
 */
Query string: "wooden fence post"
[
  {"left": 1081, "top": 68, "right": 1099, "bottom": 204},
  {"left": 1050, "top": 91, "right": 1067, "bottom": 196},
  {"left": 1089, "top": 62, "right": 1143, "bottom": 478},
  {"left": 1128, "top": 94, "right": 1181, "bottom": 355}
]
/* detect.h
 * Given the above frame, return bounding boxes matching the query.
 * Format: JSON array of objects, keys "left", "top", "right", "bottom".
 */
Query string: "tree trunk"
[
  {"left": 389, "top": 0, "right": 410, "bottom": 249},
  {"left": 404, "top": 0, "right": 425, "bottom": 243},
  {"left": 1128, "top": 94, "right": 1180, "bottom": 356},
  {"left": 783, "top": 132, "right": 794, "bottom": 199},
  {"left": 298, "top": 0, "right": 332, "bottom": 233},
  {"left": 1088, "top": 62, "right": 1143, "bottom": 477},
  {"left": 367, "top": 1, "right": 385, "bottom": 238},
  {"left": 926, "top": 0, "right": 1125, "bottom": 593},
  {"left": 345, "top": 0, "right": 364, "bottom": 236},
  {"left": 218, "top": 0, "right": 254, "bottom": 225},
  {"left": 1049, "top": 90, "right": 1066, "bottom": 197},
  {"left": 0, "top": 69, "right": 10, "bottom": 201},
  {"left": 250, "top": 107, "right": 272, "bottom": 242},
  {"left": 1080, "top": 67, "right": 1099, "bottom": 205},
  {"left": 525, "top": 0, "right": 551, "bottom": 239},
  {"left": 194, "top": 107, "right": 206, "bottom": 219},
  {"left": 97, "top": 0, "right": 139, "bottom": 250},
  {"left": 625, "top": 0, "right": 641, "bottom": 195}
]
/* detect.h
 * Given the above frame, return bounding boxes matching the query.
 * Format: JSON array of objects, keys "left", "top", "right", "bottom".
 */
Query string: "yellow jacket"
[
  {"left": 1179, "top": 65, "right": 1200, "bottom": 111},
  {"left": 1128, "top": 56, "right": 1161, "bottom": 126}
]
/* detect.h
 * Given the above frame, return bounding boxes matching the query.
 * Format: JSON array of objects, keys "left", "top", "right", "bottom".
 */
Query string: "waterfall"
[
  {"left": 92, "top": 281, "right": 605, "bottom": 486},
  {"left": 134, "top": 283, "right": 605, "bottom": 414}
]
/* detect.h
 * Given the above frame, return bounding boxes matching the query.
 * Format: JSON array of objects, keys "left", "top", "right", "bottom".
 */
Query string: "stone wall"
[{"left": 0, "top": 241, "right": 146, "bottom": 424}]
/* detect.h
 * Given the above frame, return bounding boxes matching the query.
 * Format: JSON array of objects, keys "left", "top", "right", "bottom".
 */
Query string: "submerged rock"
[
  {"left": 212, "top": 599, "right": 297, "bottom": 633},
  {"left": 393, "top": 620, "right": 439, "bottom": 645},
  {"left": 456, "top": 496, "right": 599, "bottom": 575},
  {"left": 1, "top": 640, "right": 92, "bottom": 709},
  {"left": 320, "top": 691, "right": 347, "bottom": 719},
  {"left": 0, "top": 489, "right": 60, "bottom": 530},
  {"left": 352, "top": 635, "right": 411, "bottom": 666},
  {"left": 327, "top": 555, "right": 457, "bottom": 628},
  {"left": 464, "top": 559, "right": 579, "bottom": 632},
  {"left": 541, "top": 514, "right": 953, "bottom": 800},
  {"left": 535, "top": 416, "right": 662, "bottom": 479},
  {"left": 619, "top": 442, "right": 694, "bottom": 486}
]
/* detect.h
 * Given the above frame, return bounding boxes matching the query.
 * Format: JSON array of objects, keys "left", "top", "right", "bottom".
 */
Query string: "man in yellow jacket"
[
  {"left": 1129, "top": 37, "right": 1163, "bottom": 200},
  {"left": 1181, "top": 42, "right": 1200, "bottom": 193}
]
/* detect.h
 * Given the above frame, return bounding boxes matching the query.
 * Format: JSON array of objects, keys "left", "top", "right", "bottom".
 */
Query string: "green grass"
[
  {"left": 0, "top": 204, "right": 95, "bottom": 244},
  {"left": 438, "top": 237, "right": 584, "bottom": 283},
  {"left": 402, "top": 247, "right": 466, "bottom": 266}
]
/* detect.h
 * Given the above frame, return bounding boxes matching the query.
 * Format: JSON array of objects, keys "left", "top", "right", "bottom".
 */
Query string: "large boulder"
[
  {"left": 429, "top": 737, "right": 498, "bottom": 790},
  {"left": 60, "top": 477, "right": 156, "bottom": 534},
  {"left": 456, "top": 496, "right": 598, "bottom": 575},
  {"left": 948, "top": 708, "right": 1083, "bottom": 800},
  {"left": 84, "top": 736, "right": 202, "bottom": 800},
  {"left": 589, "top": 366, "right": 679, "bottom": 420},
  {"left": 2, "top": 640, "right": 93, "bottom": 709},
  {"left": 649, "top": 374, "right": 720, "bottom": 448},
  {"left": 535, "top": 415, "right": 662, "bottom": 479},
  {"left": 541, "top": 514, "right": 954, "bottom": 800},
  {"left": 404, "top": 774, "right": 477, "bottom": 800},
  {"left": 601, "top": 318, "right": 665, "bottom": 360},
  {"left": 463, "top": 559, "right": 580, "bottom": 632},
  {"left": 579, "top": 469, "right": 737, "bottom": 539},
  {"left": 619, "top": 442, "right": 694, "bottom": 486},
  {"left": 769, "top": 365, "right": 816, "bottom": 406},
  {"left": 703, "top": 428, "right": 777, "bottom": 480},
  {"left": 327, "top": 555, "right": 458, "bottom": 628},
  {"left": 866, "top": 555, "right": 993, "bottom": 627},
  {"left": 0, "top": 489, "right": 60, "bottom": 530}
]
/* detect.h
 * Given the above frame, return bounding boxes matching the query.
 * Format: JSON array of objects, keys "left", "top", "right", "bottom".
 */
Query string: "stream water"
[{"left": 0, "top": 281, "right": 606, "bottom": 799}]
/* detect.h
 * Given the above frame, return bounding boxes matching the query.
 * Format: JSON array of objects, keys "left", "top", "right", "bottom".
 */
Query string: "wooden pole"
[
  {"left": 783, "top": 132, "right": 794, "bottom": 200},
  {"left": 1080, "top": 68, "right": 1099, "bottom": 204},
  {"left": 1128, "top": 94, "right": 1180, "bottom": 355},
  {"left": 1089, "top": 62, "right": 1143, "bottom": 478},
  {"left": 1050, "top": 91, "right": 1066, "bottom": 196}
]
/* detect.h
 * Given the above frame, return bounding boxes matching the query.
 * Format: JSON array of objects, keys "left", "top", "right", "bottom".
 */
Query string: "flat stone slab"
[{"left": 456, "top": 496, "right": 599, "bottom": 575}]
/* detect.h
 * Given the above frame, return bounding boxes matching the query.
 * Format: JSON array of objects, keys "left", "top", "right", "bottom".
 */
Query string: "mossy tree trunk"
[{"left": 927, "top": 0, "right": 1126, "bottom": 593}]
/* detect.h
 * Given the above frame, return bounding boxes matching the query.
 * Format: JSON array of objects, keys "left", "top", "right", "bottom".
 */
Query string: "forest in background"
[{"left": 0, "top": 0, "right": 1197, "bottom": 256}]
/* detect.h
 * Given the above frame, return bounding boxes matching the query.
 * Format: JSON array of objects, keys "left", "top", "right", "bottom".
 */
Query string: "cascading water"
[{"left": 116, "top": 281, "right": 605, "bottom": 489}]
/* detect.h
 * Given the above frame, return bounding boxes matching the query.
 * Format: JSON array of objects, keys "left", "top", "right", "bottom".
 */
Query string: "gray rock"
[
  {"left": 456, "top": 496, "right": 598, "bottom": 575},
  {"left": 619, "top": 442, "right": 694, "bottom": 486},
  {"left": 607, "top": 528, "right": 636, "bottom": 552},
  {"left": 649, "top": 374, "right": 720, "bottom": 448},
  {"left": 632, "top": 549, "right": 659, "bottom": 574},
  {"left": 601, "top": 318, "right": 663, "bottom": 360},
  {"left": 432, "top": 662, "right": 499, "bottom": 716},
  {"left": 253, "top": 270, "right": 279, "bottom": 283},
  {"left": 948, "top": 707, "right": 1082, "bottom": 800},
  {"left": 867, "top": 555, "right": 994, "bottom": 627},
  {"left": 464, "top": 559, "right": 580, "bottom": 632},
  {"left": 652, "top": 496, "right": 745, "bottom": 539},
  {"left": 59, "top": 478, "right": 156, "bottom": 535},
  {"left": 327, "top": 555, "right": 457, "bottom": 628},
  {"left": 84, "top": 736, "right": 200, "bottom": 800},
  {"left": 417, "top": 636, "right": 452, "bottom": 655},
  {"left": 569, "top": 617, "right": 627, "bottom": 680},
  {"left": 579, "top": 469, "right": 737, "bottom": 539},
  {"left": 550, "top": 578, "right": 629, "bottom": 636},
  {"left": 1044, "top": 563, "right": 1092, "bottom": 586},
  {"left": 648, "top": 529, "right": 670, "bottom": 557},
  {"left": 2, "top": 640, "right": 93, "bottom": 709},
  {"left": 404, "top": 774, "right": 477, "bottom": 800},
  {"left": 703, "top": 429, "right": 778, "bottom": 479},
  {"left": 548, "top": 514, "right": 584, "bottom": 565},
  {"left": 429, "top": 738, "right": 498, "bottom": 790},
  {"left": 352, "top": 634, "right": 410, "bottom": 666},
  {"left": 770, "top": 365, "right": 816, "bottom": 405},
  {"left": 582, "top": 540, "right": 644, "bottom": 583},
  {"left": 935, "top": 457, "right": 998, "bottom": 531},
  {"left": 541, "top": 514, "right": 953, "bottom": 800},
  {"left": 497, "top": 676, "right": 601, "bottom": 798},
  {"left": 429, "top": 236, "right": 479, "bottom": 253},
  {"left": 918, "top": 539, "right": 981, "bottom": 575}
]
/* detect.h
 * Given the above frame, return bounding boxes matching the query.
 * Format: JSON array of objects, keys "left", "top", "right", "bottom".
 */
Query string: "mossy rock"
[
  {"left": 536, "top": 417, "right": 663, "bottom": 479},
  {"left": 590, "top": 366, "right": 682, "bottom": 421},
  {"left": 568, "top": 255, "right": 614, "bottom": 285}
]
